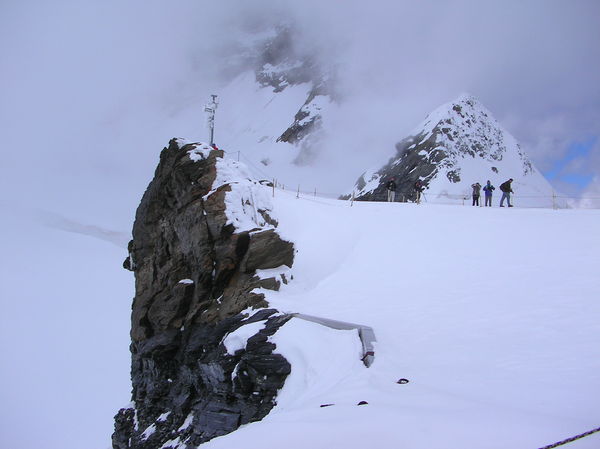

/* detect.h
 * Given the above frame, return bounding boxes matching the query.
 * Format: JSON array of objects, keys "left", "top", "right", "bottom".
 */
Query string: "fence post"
[
  {"left": 297, "top": 185, "right": 300, "bottom": 199},
  {"left": 272, "top": 178, "right": 275, "bottom": 197},
  {"left": 314, "top": 188, "right": 317, "bottom": 197},
  {"left": 237, "top": 151, "right": 240, "bottom": 162},
  {"left": 351, "top": 192, "right": 355, "bottom": 207},
  {"left": 552, "top": 191, "right": 556, "bottom": 210}
]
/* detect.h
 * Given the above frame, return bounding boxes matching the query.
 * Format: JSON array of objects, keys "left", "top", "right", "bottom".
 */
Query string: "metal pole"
[
  {"left": 296, "top": 185, "right": 300, "bottom": 199},
  {"left": 204, "top": 94, "right": 218, "bottom": 146}
]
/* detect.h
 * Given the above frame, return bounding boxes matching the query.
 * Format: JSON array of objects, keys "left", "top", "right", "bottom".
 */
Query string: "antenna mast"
[{"left": 204, "top": 94, "right": 218, "bottom": 146}]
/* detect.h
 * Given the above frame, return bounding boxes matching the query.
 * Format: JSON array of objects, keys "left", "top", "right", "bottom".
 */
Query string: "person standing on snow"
[
  {"left": 385, "top": 178, "right": 397, "bottom": 202},
  {"left": 471, "top": 182, "right": 482, "bottom": 206},
  {"left": 482, "top": 180, "right": 495, "bottom": 207},
  {"left": 499, "top": 178, "right": 514, "bottom": 207},
  {"left": 414, "top": 180, "right": 424, "bottom": 204}
]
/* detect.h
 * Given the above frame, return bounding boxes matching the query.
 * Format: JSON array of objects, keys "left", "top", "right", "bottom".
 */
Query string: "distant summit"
[{"left": 351, "top": 94, "right": 561, "bottom": 207}]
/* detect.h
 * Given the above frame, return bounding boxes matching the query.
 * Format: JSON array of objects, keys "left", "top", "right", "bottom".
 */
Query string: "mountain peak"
[
  {"left": 351, "top": 95, "right": 560, "bottom": 207},
  {"left": 454, "top": 92, "right": 479, "bottom": 104}
]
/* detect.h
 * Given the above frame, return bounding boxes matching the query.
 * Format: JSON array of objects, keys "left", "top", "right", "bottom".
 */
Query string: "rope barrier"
[
  {"left": 210, "top": 147, "right": 600, "bottom": 209},
  {"left": 537, "top": 426, "right": 600, "bottom": 449}
]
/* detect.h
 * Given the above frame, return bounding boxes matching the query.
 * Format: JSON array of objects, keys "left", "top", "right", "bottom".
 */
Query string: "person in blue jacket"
[{"left": 482, "top": 180, "right": 495, "bottom": 207}]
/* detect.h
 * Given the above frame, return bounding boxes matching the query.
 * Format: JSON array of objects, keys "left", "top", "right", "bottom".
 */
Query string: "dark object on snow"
[
  {"left": 357, "top": 401, "right": 369, "bottom": 406},
  {"left": 320, "top": 404, "right": 335, "bottom": 408},
  {"left": 259, "top": 179, "right": 274, "bottom": 187},
  {"left": 397, "top": 378, "right": 410, "bottom": 384}
]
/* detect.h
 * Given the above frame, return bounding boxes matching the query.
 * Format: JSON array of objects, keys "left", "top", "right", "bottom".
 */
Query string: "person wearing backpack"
[
  {"left": 385, "top": 178, "right": 397, "bottom": 202},
  {"left": 471, "top": 182, "right": 482, "bottom": 206},
  {"left": 482, "top": 180, "right": 495, "bottom": 207},
  {"left": 414, "top": 180, "right": 424, "bottom": 204},
  {"left": 499, "top": 178, "right": 514, "bottom": 207}
]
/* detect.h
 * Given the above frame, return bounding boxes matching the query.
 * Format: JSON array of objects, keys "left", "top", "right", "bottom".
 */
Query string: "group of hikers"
[
  {"left": 470, "top": 178, "right": 514, "bottom": 207},
  {"left": 385, "top": 177, "right": 515, "bottom": 207},
  {"left": 384, "top": 178, "right": 426, "bottom": 204}
]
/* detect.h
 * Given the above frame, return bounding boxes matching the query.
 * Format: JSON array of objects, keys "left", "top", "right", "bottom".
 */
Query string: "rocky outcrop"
[
  {"left": 113, "top": 139, "right": 295, "bottom": 448},
  {"left": 351, "top": 94, "right": 542, "bottom": 203}
]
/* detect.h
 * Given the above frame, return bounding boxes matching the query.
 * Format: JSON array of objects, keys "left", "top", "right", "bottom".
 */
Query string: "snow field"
[{"left": 205, "top": 187, "right": 600, "bottom": 449}]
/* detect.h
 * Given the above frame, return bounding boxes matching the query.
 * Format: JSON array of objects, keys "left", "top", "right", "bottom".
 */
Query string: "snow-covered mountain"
[
  {"left": 216, "top": 25, "right": 336, "bottom": 169},
  {"left": 351, "top": 94, "right": 564, "bottom": 208}
]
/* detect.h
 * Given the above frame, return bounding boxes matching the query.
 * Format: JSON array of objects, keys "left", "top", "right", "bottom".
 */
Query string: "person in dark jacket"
[
  {"left": 482, "top": 180, "right": 495, "bottom": 207},
  {"left": 386, "top": 178, "right": 397, "bottom": 202},
  {"left": 471, "top": 182, "right": 482, "bottom": 206},
  {"left": 414, "top": 180, "right": 424, "bottom": 204},
  {"left": 499, "top": 178, "right": 514, "bottom": 207}
]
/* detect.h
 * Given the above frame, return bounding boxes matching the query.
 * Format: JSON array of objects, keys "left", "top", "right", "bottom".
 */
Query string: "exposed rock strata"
[{"left": 113, "top": 139, "right": 294, "bottom": 448}]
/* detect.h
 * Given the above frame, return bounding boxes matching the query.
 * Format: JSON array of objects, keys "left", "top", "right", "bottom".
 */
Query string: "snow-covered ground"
[
  {"left": 2, "top": 155, "right": 598, "bottom": 449},
  {"left": 204, "top": 186, "right": 600, "bottom": 449},
  {"left": 0, "top": 211, "right": 132, "bottom": 449}
]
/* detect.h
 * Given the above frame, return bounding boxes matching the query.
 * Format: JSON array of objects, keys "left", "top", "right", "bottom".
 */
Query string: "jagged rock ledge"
[{"left": 113, "top": 138, "right": 294, "bottom": 448}]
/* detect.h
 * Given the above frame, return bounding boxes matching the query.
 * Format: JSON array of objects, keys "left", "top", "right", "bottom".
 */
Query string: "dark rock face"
[
  {"left": 277, "top": 85, "right": 327, "bottom": 146},
  {"left": 354, "top": 132, "right": 443, "bottom": 203},
  {"left": 251, "top": 25, "right": 335, "bottom": 161},
  {"left": 254, "top": 26, "right": 320, "bottom": 94},
  {"left": 351, "top": 95, "right": 536, "bottom": 202},
  {"left": 113, "top": 139, "right": 295, "bottom": 448}
]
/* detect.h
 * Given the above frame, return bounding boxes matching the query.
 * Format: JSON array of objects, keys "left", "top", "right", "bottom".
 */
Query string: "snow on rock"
[
  {"left": 157, "top": 412, "right": 171, "bottom": 422},
  {"left": 140, "top": 424, "right": 156, "bottom": 441},
  {"left": 177, "top": 140, "right": 214, "bottom": 162},
  {"left": 159, "top": 436, "right": 184, "bottom": 449},
  {"left": 223, "top": 320, "right": 268, "bottom": 355},
  {"left": 269, "top": 318, "right": 365, "bottom": 410},
  {"left": 210, "top": 156, "right": 277, "bottom": 233},
  {"left": 177, "top": 413, "right": 194, "bottom": 432}
]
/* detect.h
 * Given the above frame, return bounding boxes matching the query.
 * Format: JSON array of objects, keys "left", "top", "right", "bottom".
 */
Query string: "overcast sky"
[
  {"left": 1, "top": 2, "right": 599, "bottom": 448},
  {"left": 0, "top": 0, "right": 598, "bottom": 309},
  {"left": 2, "top": 0, "right": 600, "bottom": 231}
]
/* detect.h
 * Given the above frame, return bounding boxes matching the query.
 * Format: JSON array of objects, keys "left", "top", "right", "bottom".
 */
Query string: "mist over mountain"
[{"left": 2, "top": 0, "right": 599, "bottom": 221}]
